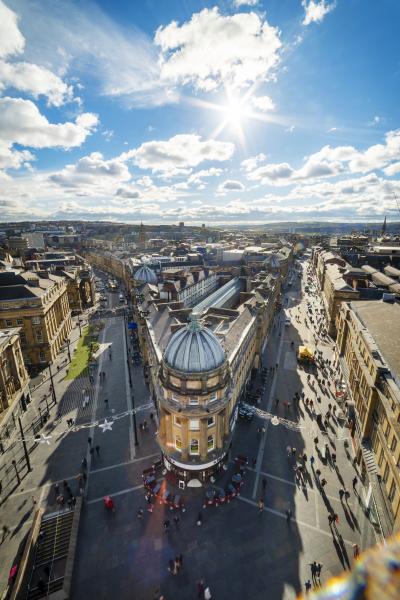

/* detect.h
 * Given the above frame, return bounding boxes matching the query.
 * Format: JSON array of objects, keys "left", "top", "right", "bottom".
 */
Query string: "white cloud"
[
  {"left": 241, "top": 153, "right": 267, "bottom": 172},
  {"left": 0, "top": 1, "right": 25, "bottom": 59},
  {"left": 251, "top": 95, "right": 275, "bottom": 112},
  {"left": 302, "top": 1, "right": 336, "bottom": 26},
  {"left": 0, "top": 60, "right": 73, "bottom": 107},
  {"left": 0, "top": 1, "right": 74, "bottom": 106},
  {"left": 218, "top": 179, "right": 245, "bottom": 193},
  {"left": 155, "top": 7, "right": 281, "bottom": 92},
  {"left": 0, "top": 97, "right": 98, "bottom": 150},
  {"left": 327, "top": 127, "right": 337, "bottom": 133},
  {"left": 233, "top": 0, "right": 259, "bottom": 7},
  {"left": 384, "top": 162, "right": 400, "bottom": 176},
  {"left": 49, "top": 152, "right": 130, "bottom": 189},
  {"left": 132, "top": 134, "right": 235, "bottom": 172},
  {"left": 367, "top": 115, "right": 381, "bottom": 127},
  {"left": 285, "top": 125, "right": 295, "bottom": 134},
  {"left": 188, "top": 168, "right": 223, "bottom": 185}
]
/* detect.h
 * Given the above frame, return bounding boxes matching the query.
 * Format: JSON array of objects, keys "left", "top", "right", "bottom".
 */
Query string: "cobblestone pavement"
[{"left": 0, "top": 268, "right": 379, "bottom": 599}]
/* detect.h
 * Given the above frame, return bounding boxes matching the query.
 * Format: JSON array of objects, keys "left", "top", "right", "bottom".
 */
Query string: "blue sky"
[{"left": 1, "top": 0, "right": 400, "bottom": 224}]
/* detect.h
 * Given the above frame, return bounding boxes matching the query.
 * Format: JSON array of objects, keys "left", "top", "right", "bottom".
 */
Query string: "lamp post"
[
  {"left": 48, "top": 362, "right": 57, "bottom": 404},
  {"left": 18, "top": 416, "right": 31, "bottom": 472},
  {"left": 64, "top": 337, "right": 71, "bottom": 363},
  {"left": 131, "top": 394, "right": 139, "bottom": 446},
  {"left": 77, "top": 318, "right": 82, "bottom": 336}
]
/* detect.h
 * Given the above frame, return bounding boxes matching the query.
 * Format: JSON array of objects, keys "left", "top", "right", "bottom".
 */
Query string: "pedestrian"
[
  {"left": 252, "top": 457, "right": 257, "bottom": 468},
  {"left": 310, "top": 561, "right": 317, "bottom": 584},
  {"left": 90, "top": 447, "right": 94, "bottom": 458},
  {"left": 150, "top": 412, "right": 154, "bottom": 421},
  {"left": 163, "top": 519, "right": 170, "bottom": 532},
  {"left": 316, "top": 563, "right": 323, "bottom": 579},
  {"left": 173, "top": 515, "right": 180, "bottom": 528},
  {"left": 104, "top": 398, "right": 109, "bottom": 408},
  {"left": 88, "top": 437, "right": 92, "bottom": 446},
  {"left": 2, "top": 525, "right": 9, "bottom": 541},
  {"left": 305, "top": 580, "right": 312, "bottom": 593},
  {"left": 137, "top": 508, "right": 144, "bottom": 519},
  {"left": 275, "top": 398, "right": 279, "bottom": 408},
  {"left": 174, "top": 556, "right": 180, "bottom": 574},
  {"left": 82, "top": 457, "right": 87, "bottom": 470},
  {"left": 286, "top": 508, "right": 292, "bottom": 523},
  {"left": 310, "top": 456, "right": 315, "bottom": 467},
  {"left": 95, "top": 445, "right": 100, "bottom": 456},
  {"left": 197, "top": 579, "right": 205, "bottom": 599},
  {"left": 196, "top": 512, "right": 203, "bottom": 526},
  {"left": 314, "top": 436, "right": 318, "bottom": 446},
  {"left": 258, "top": 498, "right": 264, "bottom": 513},
  {"left": 353, "top": 543, "right": 360, "bottom": 558},
  {"left": 339, "top": 488, "right": 344, "bottom": 500},
  {"left": 291, "top": 447, "right": 297, "bottom": 457},
  {"left": 204, "top": 586, "right": 212, "bottom": 600},
  {"left": 54, "top": 483, "right": 60, "bottom": 496},
  {"left": 352, "top": 476, "right": 358, "bottom": 489},
  {"left": 168, "top": 558, "right": 176, "bottom": 575}
]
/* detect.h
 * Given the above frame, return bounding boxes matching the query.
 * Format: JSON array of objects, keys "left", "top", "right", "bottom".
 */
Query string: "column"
[{"left": 199, "top": 418, "right": 207, "bottom": 460}]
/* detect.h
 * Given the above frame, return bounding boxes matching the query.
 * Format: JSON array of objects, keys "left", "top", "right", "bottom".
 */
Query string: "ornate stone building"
[
  {"left": 157, "top": 319, "right": 231, "bottom": 481},
  {"left": 0, "top": 327, "right": 30, "bottom": 419}
]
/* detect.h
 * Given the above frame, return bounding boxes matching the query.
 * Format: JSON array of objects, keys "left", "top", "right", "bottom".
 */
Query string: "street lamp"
[
  {"left": 64, "top": 337, "right": 71, "bottom": 363},
  {"left": 131, "top": 394, "right": 139, "bottom": 446},
  {"left": 48, "top": 362, "right": 57, "bottom": 404}
]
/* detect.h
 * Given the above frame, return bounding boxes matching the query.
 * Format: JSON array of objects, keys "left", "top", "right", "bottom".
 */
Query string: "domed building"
[
  {"left": 157, "top": 318, "right": 232, "bottom": 483},
  {"left": 133, "top": 265, "right": 157, "bottom": 285}
]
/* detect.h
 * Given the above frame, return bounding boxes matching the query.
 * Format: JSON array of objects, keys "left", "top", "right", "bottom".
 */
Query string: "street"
[{"left": 0, "top": 264, "right": 379, "bottom": 599}]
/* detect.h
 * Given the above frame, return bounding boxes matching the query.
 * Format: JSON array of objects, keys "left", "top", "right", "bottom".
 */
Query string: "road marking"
[
  {"left": 91, "top": 452, "right": 159, "bottom": 474},
  {"left": 86, "top": 482, "right": 144, "bottom": 505},
  {"left": 238, "top": 495, "right": 355, "bottom": 547},
  {"left": 123, "top": 318, "right": 136, "bottom": 460},
  {"left": 252, "top": 318, "right": 285, "bottom": 500}
]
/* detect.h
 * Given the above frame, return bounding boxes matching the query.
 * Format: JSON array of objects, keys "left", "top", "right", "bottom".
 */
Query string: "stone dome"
[
  {"left": 164, "top": 319, "right": 225, "bottom": 374},
  {"left": 134, "top": 265, "right": 157, "bottom": 284}
]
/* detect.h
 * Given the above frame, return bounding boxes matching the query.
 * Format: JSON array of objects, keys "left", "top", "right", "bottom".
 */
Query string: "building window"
[
  {"left": 171, "top": 395, "right": 180, "bottom": 403},
  {"left": 175, "top": 436, "right": 182, "bottom": 452},
  {"left": 39, "top": 351, "right": 46, "bottom": 363},
  {"left": 378, "top": 449, "right": 384, "bottom": 467},
  {"left": 174, "top": 416, "right": 182, "bottom": 426},
  {"left": 32, "top": 316, "right": 40, "bottom": 325},
  {"left": 16, "top": 319, "right": 23, "bottom": 326},
  {"left": 383, "top": 463, "right": 389, "bottom": 484},
  {"left": 384, "top": 423, "right": 391, "bottom": 440},
  {"left": 35, "top": 329, "right": 43, "bottom": 342},
  {"left": 207, "top": 435, "right": 215, "bottom": 452},
  {"left": 207, "top": 416, "right": 215, "bottom": 427},
  {"left": 190, "top": 439, "right": 199, "bottom": 455},
  {"left": 208, "top": 393, "right": 217, "bottom": 403},
  {"left": 5, "top": 319, "right": 13, "bottom": 327},
  {"left": 188, "top": 397, "right": 199, "bottom": 405},
  {"left": 391, "top": 437, "right": 397, "bottom": 454},
  {"left": 189, "top": 419, "right": 200, "bottom": 431},
  {"left": 388, "top": 480, "right": 396, "bottom": 503}
]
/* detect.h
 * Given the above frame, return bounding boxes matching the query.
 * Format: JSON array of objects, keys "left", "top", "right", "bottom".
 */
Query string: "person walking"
[
  {"left": 197, "top": 579, "right": 205, "bottom": 599},
  {"left": 137, "top": 508, "right": 144, "bottom": 519},
  {"left": 88, "top": 437, "right": 92, "bottom": 446},
  {"left": 104, "top": 398, "right": 109, "bottom": 408},
  {"left": 353, "top": 543, "right": 360, "bottom": 558},
  {"left": 163, "top": 520, "right": 170, "bottom": 533},
  {"left": 352, "top": 476, "right": 358, "bottom": 489},
  {"left": 258, "top": 498, "right": 265, "bottom": 513},
  {"left": 196, "top": 512, "right": 203, "bottom": 526},
  {"left": 2, "top": 525, "right": 9, "bottom": 541},
  {"left": 305, "top": 580, "right": 312, "bottom": 593},
  {"left": 95, "top": 445, "right": 100, "bottom": 456},
  {"left": 173, "top": 515, "right": 180, "bottom": 528},
  {"left": 286, "top": 508, "right": 292, "bottom": 524}
]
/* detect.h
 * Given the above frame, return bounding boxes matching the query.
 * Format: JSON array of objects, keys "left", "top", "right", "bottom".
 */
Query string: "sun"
[{"left": 224, "top": 98, "right": 247, "bottom": 124}]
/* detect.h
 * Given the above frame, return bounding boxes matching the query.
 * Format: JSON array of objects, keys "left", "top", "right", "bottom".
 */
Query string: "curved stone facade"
[{"left": 157, "top": 323, "right": 231, "bottom": 481}]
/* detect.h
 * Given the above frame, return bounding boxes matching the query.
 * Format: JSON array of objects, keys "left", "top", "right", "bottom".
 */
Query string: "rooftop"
[{"left": 351, "top": 300, "right": 400, "bottom": 379}]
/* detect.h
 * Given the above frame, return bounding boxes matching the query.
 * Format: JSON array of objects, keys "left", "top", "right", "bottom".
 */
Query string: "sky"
[{"left": 1, "top": 0, "right": 400, "bottom": 225}]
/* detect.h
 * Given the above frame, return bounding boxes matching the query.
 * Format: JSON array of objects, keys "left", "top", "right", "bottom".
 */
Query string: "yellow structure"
[
  {"left": 0, "top": 271, "right": 72, "bottom": 371},
  {"left": 0, "top": 328, "right": 30, "bottom": 420},
  {"left": 336, "top": 300, "right": 400, "bottom": 534}
]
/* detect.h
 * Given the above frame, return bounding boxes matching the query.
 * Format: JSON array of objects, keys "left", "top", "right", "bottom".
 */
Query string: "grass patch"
[{"left": 65, "top": 325, "right": 100, "bottom": 380}]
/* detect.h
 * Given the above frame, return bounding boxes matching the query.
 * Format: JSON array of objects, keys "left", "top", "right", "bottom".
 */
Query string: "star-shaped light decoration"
[
  {"left": 99, "top": 419, "right": 113, "bottom": 433},
  {"left": 35, "top": 433, "right": 52, "bottom": 445}
]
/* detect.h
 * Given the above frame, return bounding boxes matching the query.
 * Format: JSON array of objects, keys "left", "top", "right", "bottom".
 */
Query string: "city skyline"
[{"left": 1, "top": 0, "right": 400, "bottom": 224}]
